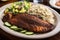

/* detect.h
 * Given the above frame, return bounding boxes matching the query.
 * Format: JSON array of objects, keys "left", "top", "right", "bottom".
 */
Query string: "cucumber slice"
[
  {"left": 10, "top": 25, "right": 18, "bottom": 30},
  {"left": 21, "top": 30, "right": 27, "bottom": 33},
  {"left": 4, "top": 22, "right": 11, "bottom": 27},
  {"left": 10, "top": 26, "right": 23, "bottom": 32},
  {"left": 25, "top": 32, "right": 34, "bottom": 35},
  {"left": 10, "top": 25, "right": 18, "bottom": 29}
]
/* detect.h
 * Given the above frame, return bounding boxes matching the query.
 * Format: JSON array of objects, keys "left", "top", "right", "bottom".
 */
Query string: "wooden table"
[{"left": 0, "top": 0, "right": 60, "bottom": 40}]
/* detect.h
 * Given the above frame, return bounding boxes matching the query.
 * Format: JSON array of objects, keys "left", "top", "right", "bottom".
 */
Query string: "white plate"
[
  {"left": 0, "top": 2, "right": 60, "bottom": 39},
  {"left": 49, "top": 0, "right": 60, "bottom": 9}
]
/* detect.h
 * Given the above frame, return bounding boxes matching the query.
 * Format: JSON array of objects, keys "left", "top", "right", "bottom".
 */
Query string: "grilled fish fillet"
[{"left": 2, "top": 13, "right": 54, "bottom": 33}]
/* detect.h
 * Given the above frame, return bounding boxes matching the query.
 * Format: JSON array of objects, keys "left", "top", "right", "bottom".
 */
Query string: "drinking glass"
[
  {"left": 33, "top": 0, "right": 43, "bottom": 3},
  {"left": 19, "top": 0, "right": 43, "bottom": 3}
]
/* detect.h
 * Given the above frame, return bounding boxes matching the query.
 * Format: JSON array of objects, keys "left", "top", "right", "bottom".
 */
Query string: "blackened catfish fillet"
[{"left": 2, "top": 13, "right": 54, "bottom": 33}]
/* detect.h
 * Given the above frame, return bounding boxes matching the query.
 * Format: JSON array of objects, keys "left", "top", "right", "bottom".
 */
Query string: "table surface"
[{"left": 0, "top": 0, "right": 60, "bottom": 40}]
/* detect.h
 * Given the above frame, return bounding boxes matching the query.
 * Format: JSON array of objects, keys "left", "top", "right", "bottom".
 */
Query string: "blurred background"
[{"left": 0, "top": 0, "right": 49, "bottom": 7}]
